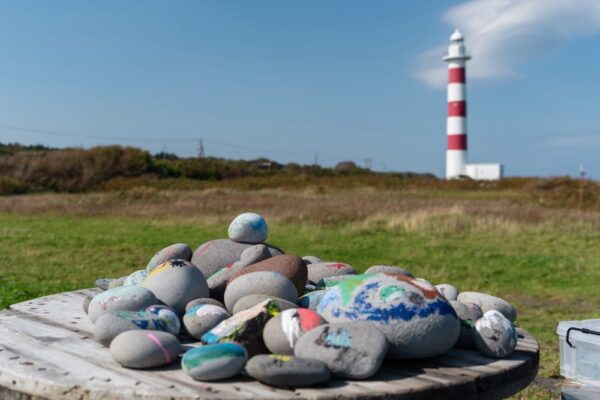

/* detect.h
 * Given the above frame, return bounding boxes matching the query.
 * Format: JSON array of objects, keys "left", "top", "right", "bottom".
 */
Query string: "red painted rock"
[
  {"left": 307, "top": 262, "right": 356, "bottom": 284},
  {"left": 228, "top": 254, "right": 307, "bottom": 295}
]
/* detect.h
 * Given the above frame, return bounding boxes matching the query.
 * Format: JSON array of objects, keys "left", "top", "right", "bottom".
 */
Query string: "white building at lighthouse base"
[{"left": 464, "top": 163, "right": 502, "bottom": 180}]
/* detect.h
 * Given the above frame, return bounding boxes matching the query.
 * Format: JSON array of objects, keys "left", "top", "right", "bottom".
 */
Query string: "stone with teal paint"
[
  {"left": 473, "top": 310, "right": 517, "bottom": 358},
  {"left": 245, "top": 354, "right": 331, "bottom": 388},
  {"left": 298, "top": 290, "right": 329, "bottom": 311},
  {"left": 123, "top": 269, "right": 148, "bottom": 286},
  {"left": 94, "top": 306, "right": 181, "bottom": 346},
  {"left": 182, "top": 342, "right": 248, "bottom": 381},
  {"left": 316, "top": 273, "right": 460, "bottom": 359},
  {"left": 202, "top": 299, "right": 279, "bottom": 356},
  {"left": 450, "top": 300, "right": 483, "bottom": 348},
  {"left": 308, "top": 262, "right": 356, "bottom": 285},
  {"left": 315, "top": 274, "right": 360, "bottom": 290},
  {"left": 364, "top": 265, "right": 414, "bottom": 278},
  {"left": 228, "top": 212, "right": 268, "bottom": 244},
  {"left": 457, "top": 291, "right": 517, "bottom": 323},
  {"left": 88, "top": 285, "right": 158, "bottom": 323},
  {"left": 146, "top": 243, "right": 193, "bottom": 273},
  {"left": 183, "top": 304, "right": 230, "bottom": 340},
  {"left": 294, "top": 321, "right": 388, "bottom": 379},
  {"left": 223, "top": 271, "right": 298, "bottom": 313},
  {"left": 110, "top": 330, "right": 181, "bottom": 369}
]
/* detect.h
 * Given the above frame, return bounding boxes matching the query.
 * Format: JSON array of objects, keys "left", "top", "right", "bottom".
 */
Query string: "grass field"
[{"left": 2, "top": 187, "right": 600, "bottom": 399}]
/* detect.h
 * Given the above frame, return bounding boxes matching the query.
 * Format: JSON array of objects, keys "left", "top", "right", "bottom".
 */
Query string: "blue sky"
[{"left": 0, "top": 0, "right": 599, "bottom": 178}]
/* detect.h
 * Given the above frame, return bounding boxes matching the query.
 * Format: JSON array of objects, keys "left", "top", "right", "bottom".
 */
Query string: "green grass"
[{"left": 1, "top": 203, "right": 599, "bottom": 399}]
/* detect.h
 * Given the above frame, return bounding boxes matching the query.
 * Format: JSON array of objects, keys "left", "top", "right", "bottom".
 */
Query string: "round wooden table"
[{"left": 0, "top": 289, "right": 539, "bottom": 400}]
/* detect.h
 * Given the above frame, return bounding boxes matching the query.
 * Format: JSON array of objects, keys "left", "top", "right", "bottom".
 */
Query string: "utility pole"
[{"left": 198, "top": 139, "right": 205, "bottom": 158}]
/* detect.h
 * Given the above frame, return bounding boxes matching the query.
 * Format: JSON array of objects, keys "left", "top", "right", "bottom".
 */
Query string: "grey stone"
[
  {"left": 183, "top": 304, "right": 231, "bottom": 340},
  {"left": 94, "top": 306, "right": 181, "bottom": 347},
  {"left": 123, "top": 270, "right": 148, "bottom": 286},
  {"left": 108, "top": 276, "right": 127, "bottom": 289},
  {"left": 436, "top": 283, "right": 459, "bottom": 301},
  {"left": 146, "top": 243, "right": 193, "bottom": 273},
  {"left": 307, "top": 262, "right": 356, "bottom": 284},
  {"left": 88, "top": 285, "right": 158, "bottom": 323},
  {"left": 263, "top": 308, "right": 324, "bottom": 355},
  {"left": 315, "top": 274, "right": 360, "bottom": 290},
  {"left": 232, "top": 294, "right": 297, "bottom": 315},
  {"left": 182, "top": 342, "right": 248, "bottom": 381},
  {"left": 302, "top": 256, "right": 322, "bottom": 265},
  {"left": 317, "top": 273, "right": 460, "bottom": 359},
  {"left": 95, "top": 278, "right": 113, "bottom": 291},
  {"left": 457, "top": 291, "right": 517, "bottom": 322},
  {"left": 110, "top": 330, "right": 181, "bottom": 369},
  {"left": 297, "top": 290, "right": 328, "bottom": 310},
  {"left": 191, "top": 239, "right": 283, "bottom": 278},
  {"left": 82, "top": 294, "right": 93, "bottom": 314},
  {"left": 473, "top": 310, "right": 517, "bottom": 358},
  {"left": 228, "top": 212, "right": 268, "bottom": 244},
  {"left": 245, "top": 355, "right": 330, "bottom": 388},
  {"left": 450, "top": 300, "right": 483, "bottom": 348},
  {"left": 365, "top": 265, "right": 414, "bottom": 278},
  {"left": 142, "top": 259, "right": 209, "bottom": 314},
  {"left": 185, "top": 298, "right": 226, "bottom": 312},
  {"left": 223, "top": 271, "right": 298, "bottom": 313},
  {"left": 294, "top": 321, "right": 388, "bottom": 379}
]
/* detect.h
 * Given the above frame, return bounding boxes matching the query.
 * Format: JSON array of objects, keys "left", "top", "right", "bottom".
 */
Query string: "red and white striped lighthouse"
[{"left": 444, "top": 29, "right": 471, "bottom": 179}]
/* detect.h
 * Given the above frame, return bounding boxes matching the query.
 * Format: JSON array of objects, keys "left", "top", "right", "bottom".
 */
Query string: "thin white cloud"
[{"left": 415, "top": 0, "right": 600, "bottom": 88}]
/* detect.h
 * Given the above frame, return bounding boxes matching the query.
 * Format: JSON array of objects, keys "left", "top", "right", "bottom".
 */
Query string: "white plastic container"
[{"left": 557, "top": 319, "right": 600, "bottom": 384}]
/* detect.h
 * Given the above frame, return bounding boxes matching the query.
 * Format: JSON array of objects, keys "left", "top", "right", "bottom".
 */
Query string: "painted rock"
[
  {"left": 183, "top": 304, "right": 231, "bottom": 340},
  {"left": 82, "top": 294, "right": 93, "bottom": 314},
  {"left": 315, "top": 274, "right": 361, "bottom": 290},
  {"left": 229, "top": 254, "right": 308, "bottom": 295},
  {"left": 302, "top": 256, "right": 322, "bottom": 265},
  {"left": 207, "top": 244, "right": 272, "bottom": 301},
  {"left": 108, "top": 276, "right": 127, "bottom": 289},
  {"left": 88, "top": 285, "right": 158, "bottom": 323},
  {"left": 185, "top": 298, "right": 227, "bottom": 312},
  {"left": 298, "top": 290, "right": 329, "bottom": 310},
  {"left": 436, "top": 283, "right": 459, "bottom": 301},
  {"left": 473, "top": 310, "right": 517, "bottom": 358},
  {"left": 294, "top": 321, "right": 388, "bottom": 379},
  {"left": 95, "top": 278, "right": 113, "bottom": 291},
  {"left": 182, "top": 342, "right": 248, "bottom": 381},
  {"left": 191, "top": 239, "right": 283, "bottom": 278},
  {"left": 142, "top": 259, "right": 209, "bottom": 314},
  {"left": 95, "top": 306, "right": 181, "bottom": 346},
  {"left": 146, "top": 243, "right": 193, "bottom": 273},
  {"left": 123, "top": 270, "right": 148, "bottom": 286},
  {"left": 307, "top": 262, "right": 356, "bottom": 284},
  {"left": 317, "top": 273, "right": 460, "bottom": 359},
  {"left": 228, "top": 212, "right": 268, "bottom": 244},
  {"left": 223, "top": 271, "right": 298, "bottom": 313},
  {"left": 450, "top": 300, "right": 483, "bottom": 348},
  {"left": 457, "top": 291, "right": 517, "bottom": 322},
  {"left": 364, "top": 265, "right": 414, "bottom": 278},
  {"left": 110, "top": 330, "right": 181, "bottom": 369},
  {"left": 245, "top": 355, "right": 330, "bottom": 388},
  {"left": 202, "top": 299, "right": 279, "bottom": 355},
  {"left": 232, "top": 294, "right": 297, "bottom": 315},
  {"left": 263, "top": 308, "right": 324, "bottom": 355}
]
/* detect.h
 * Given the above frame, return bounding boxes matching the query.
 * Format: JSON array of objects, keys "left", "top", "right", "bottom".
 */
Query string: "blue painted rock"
[
  {"left": 110, "top": 330, "right": 181, "bottom": 369},
  {"left": 142, "top": 259, "right": 209, "bottom": 314},
  {"left": 146, "top": 243, "right": 193, "bottom": 273},
  {"left": 191, "top": 239, "right": 283, "bottom": 278},
  {"left": 123, "top": 270, "right": 148, "bottom": 286},
  {"left": 263, "top": 308, "right": 324, "bottom": 355},
  {"left": 457, "top": 291, "right": 517, "bottom": 323},
  {"left": 302, "top": 256, "right": 322, "bottom": 265},
  {"left": 229, "top": 254, "right": 308, "bottom": 295},
  {"left": 473, "top": 310, "right": 517, "bottom": 358},
  {"left": 88, "top": 286, "right": 158, "bottom": 323},
  {"left": 436, "top": 283, "right": 459, "bottom": 301},
  {"left": 185, "top": 298, "right": 227, "bottom": 312},
  {"left": 307, "top": 262, "right": 356, "bottom": 284},
  {"left": 202, "top": 299, "right": 279, "bottom": 355},
  {"left": 245, "top": 355, "right": 330, "bottom": 388},
  {"left": 228, "top": 212, "right": 268, "bottom": 244},
  {"left": 224, "top": 271, "right": 298, "bottom": 313},
  {"left": 317, "top": 273, "right": 460, "bottom": 359},
  {"left": 294, "top": 321, "right": 388, "bottom": 379},
  {"left": 108, "top": 276, "right": 127, "bottom": 289},
  {"left": 95, "top": 278, "right": 113, "bottom": 291},
  {"left": 182, "top": 342, "right": 248, "bottom": 381},
  {"left": 364, "top": 265, "right": 414, "bottom": 278},
  {"left": 232, "top": 294, "right": 297, "bottom": 315},
  {"left": 95, "top": 306, "right": 181, "bottom": 346},
  {"left": 450, "top": 300, "right": 483, "bottom": 348},
  {"left": 183, "top": 304, "right": 231, "bottom": 340},
  {"left": 298, "top": 290, "right": 329, "bottom": 310}
]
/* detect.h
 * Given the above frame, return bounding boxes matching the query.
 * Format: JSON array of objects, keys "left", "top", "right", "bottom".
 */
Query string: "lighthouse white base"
[{"left": 446, "top": 150, "right": 467, "bottom": 179}]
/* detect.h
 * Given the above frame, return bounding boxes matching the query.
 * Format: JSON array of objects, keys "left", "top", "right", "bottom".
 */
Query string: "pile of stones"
[{"left": 86, "top": 212, "right": 519, "bottom": 388}]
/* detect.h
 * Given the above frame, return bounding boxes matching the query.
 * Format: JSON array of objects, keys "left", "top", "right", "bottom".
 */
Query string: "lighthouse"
[{"left": 443, "top": 29, "right": 502, "bottom": 180}]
